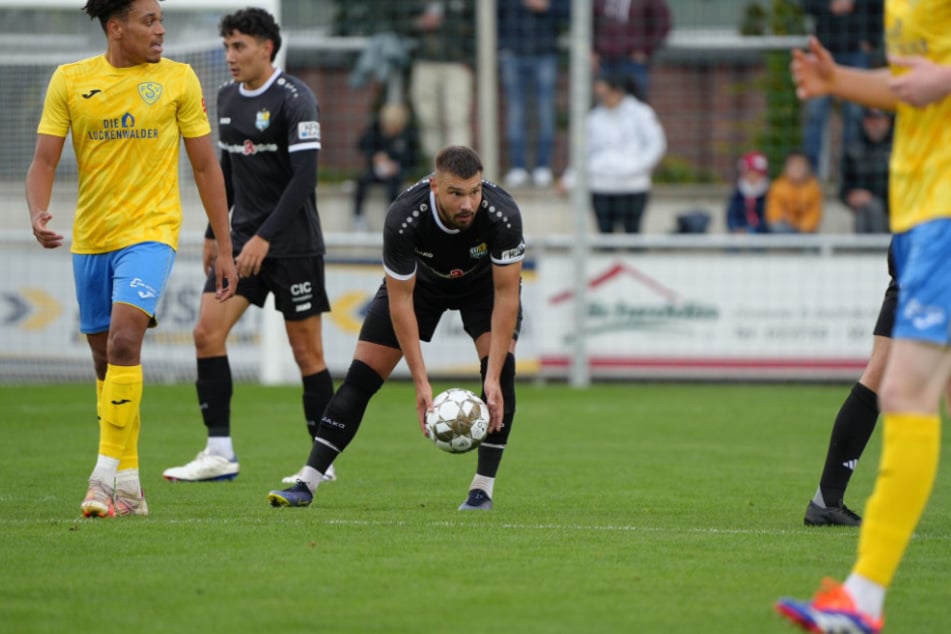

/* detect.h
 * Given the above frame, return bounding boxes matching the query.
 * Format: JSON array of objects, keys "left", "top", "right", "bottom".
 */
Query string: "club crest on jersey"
[
  {"left": 137, "top": 82, "right": 162, "bottom": 105},
  {"left": 256, "top": 109, "right": 271, "bottom": 131},
  {"left": 469, "top": 243, "right": 488, "bottom": 259}
]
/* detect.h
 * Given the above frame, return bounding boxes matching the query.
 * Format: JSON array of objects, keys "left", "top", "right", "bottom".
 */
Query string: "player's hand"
[
  {"left": 202, "top": 238, "right": 217, "bottom": 275},
  {"left": 234, "top": 235, "right": 270, "bottom": 277},
  {"left": 483, "top": 379, "right": 504, "bottom": 433},
  {"left": 30, "top": 211, "right": 64, "bottom": 249},
  {"left": 416, "top": 382, "right": 434, "bottom": 436},
  {"left": 791, "top": 36, "right": 837, "bottom": 100},
  {"left": 888, "top": 55, "right": 951, "bottom": 108},
  {"left": 214, "top": 253, "right": 237, "bottom": 301}
]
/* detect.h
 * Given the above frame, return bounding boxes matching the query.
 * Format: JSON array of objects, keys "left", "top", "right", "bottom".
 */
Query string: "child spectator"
[
  {"left": 726, "top": 151, "right": 770, "bottom": 234},
  {"left": 352, "top": 102, "right": 420, "bottom": 232},
  {"left": 766, "top": 151, "right": 823, "bottom": 233}
]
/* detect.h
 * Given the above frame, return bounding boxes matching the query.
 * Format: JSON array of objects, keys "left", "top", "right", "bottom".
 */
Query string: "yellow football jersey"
[
  {"left": 885, "top": 0, "right": 951, "bottom": 232},
  {"left": 37, "top": 55, "right": 211, "bottom": 253}
]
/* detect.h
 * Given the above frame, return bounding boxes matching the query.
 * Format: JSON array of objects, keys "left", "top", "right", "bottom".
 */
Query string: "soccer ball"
[{"left": 424, "top": 388, "right": 489, "bottom": 454}]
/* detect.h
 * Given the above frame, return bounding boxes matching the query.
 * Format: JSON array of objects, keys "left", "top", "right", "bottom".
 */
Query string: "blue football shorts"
[
  {"left": 72, "top": 241, "right": 176, "bottom": 334},
  {"left": 891, "top": 219, "right": 951, "bottom": 346}
]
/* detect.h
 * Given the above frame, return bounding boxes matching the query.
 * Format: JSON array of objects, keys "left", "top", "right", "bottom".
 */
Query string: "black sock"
[
  {"left": 477, "top": 353, "right": 516, "bottom": 478},
  {"left": 196, "top": 356, "right": 232, "bottom": 437},
  {"left": 308, "top": 360, "right": 383, "bottom": 473},
  {"left": 302, "top": 369, "right": 334, "bottom": 443},
  {"left": 818, "top": 382, "right": 879, "bottom": 507}
]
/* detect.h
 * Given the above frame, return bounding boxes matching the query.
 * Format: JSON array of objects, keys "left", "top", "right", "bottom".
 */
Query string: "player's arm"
[
  {"left": 201, "top": 149, "right": 234, "bottom": 275},
  {"left": 240, "top": 148, "right": 319, "bottom": 276},
  {"left": 792, "top": 36, "right": 898, "bottom": 110},
  {"left": 484, "top": 260, "right": 522, "bottom": 432},
  {"left": 25, "top": 133, "right": 66, "bottom": 249},
  {"left": 386, "top": 273, "right": 432, "bottom": 433},
  {"left": 184, "top": 134, "right": 237, "bottom": 300},
  {"left": 888, "top": 55, "right": 951, "bottom": 108}
]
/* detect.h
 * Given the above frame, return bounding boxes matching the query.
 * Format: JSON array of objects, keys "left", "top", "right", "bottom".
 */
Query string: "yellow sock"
[
  {"left": 118, "top": 413, "right": 141, "bottom": 471},
  {"left": 99, "top": 364, "right": 143, "bottom": 460},
  {"left": 95, "top": 378, "right": 104, "bottom": 421},
  {"left": 854, "top": 412, "right": 940, "bottom": 586}
]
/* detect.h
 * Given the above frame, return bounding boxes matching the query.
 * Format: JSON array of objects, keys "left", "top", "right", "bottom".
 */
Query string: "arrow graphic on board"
[{"left": 3, "top": 288, "right": 62, "bottom": 330}]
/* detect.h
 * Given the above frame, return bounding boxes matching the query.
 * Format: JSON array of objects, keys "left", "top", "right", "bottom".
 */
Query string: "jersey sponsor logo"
[
  {"left": 469, "top": 243, "right": 488, "bottom": 260},
  {"left": 137, "top": 82, "right": 163, "bottom": 105},
  {"left": 81, "top": 89, "right": 102, "bottom": 99},
  {"left": 298, "top": 121, "right": 320, "bottom": 141},
  {"left": 500, "top": 241, "right": 526, "bottom": 261},
  {"left": 255, "top": 108, "right": 271, "bottom": 131},
  {"left": 87, "top": 113, "right": 159, "bottom": 141},
  {"left": 233, "top": 139, "right": 279, "bottom": 155}
]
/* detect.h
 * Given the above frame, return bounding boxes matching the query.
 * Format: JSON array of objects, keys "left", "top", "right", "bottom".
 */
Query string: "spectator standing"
[
  {"left": 583, "top": 75, "right": 666, "bottom": 234},
  {"left": 840, "top": 107, "right": 892, "bottom": 234},
  {"left": 592, "top": 0, "right": 671, "bottom": 100},
  {"left": 498, "top": 0, "right": 571, "bottom": 189},
  {"left": 766, "top": 151, "right": 824, "bottom": 233},
  {"left": 352, "top": 102, "right": 420, "bottom": 232},
  {"left": 726, "top": 151, "right": 771, "bottom": 234},
  {"left": 800, "top": 0, "right": 884, "bottom": 176},
  {"left": 407, "top": 1, "right": 475, "bottom": 160}
]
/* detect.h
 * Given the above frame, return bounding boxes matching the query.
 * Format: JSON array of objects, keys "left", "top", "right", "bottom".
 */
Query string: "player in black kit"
[
  {"left": 268, "top": 145, "right": 526, "bottom": 511},
  {"left": 802, "top": 242, "right": 897, "bottom": 527},
  {"left": 163, "top": 8, "right": 336, "bottom": 484}
]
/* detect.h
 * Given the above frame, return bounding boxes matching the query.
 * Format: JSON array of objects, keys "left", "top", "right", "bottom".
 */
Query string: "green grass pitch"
[{"left": 2, "top": 381, "right": 950, "bottom": 633}]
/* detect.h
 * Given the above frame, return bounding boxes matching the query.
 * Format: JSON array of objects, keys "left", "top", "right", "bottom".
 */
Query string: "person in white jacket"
[{"left": 585, "top": 74, "right": 666, "bottom": 233}]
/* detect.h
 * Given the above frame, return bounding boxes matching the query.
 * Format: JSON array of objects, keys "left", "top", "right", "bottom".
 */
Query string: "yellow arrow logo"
[
  {"left": 20, "top": 287, "right": 62, "bottom": 330},
  {"left": 329, "top": 291, "right": 370, "bottom": 334}
]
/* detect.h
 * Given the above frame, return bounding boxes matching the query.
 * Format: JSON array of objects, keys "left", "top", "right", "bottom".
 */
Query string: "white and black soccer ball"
[{"left": 424, "top": 388, "right": 489, "bottom": 454}]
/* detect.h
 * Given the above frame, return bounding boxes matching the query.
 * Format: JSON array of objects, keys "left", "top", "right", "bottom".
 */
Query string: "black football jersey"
[
  {"left": 217, "top": 69, "right": 324, "bottom": 257},
  {"left": 383, "top": 178, "right": 525, "bottom": 292}
]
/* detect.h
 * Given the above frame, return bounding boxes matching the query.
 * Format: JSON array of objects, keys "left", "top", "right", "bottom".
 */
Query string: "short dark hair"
[
  {"left": 434, "top": 146, "right": 483, "bottom": 180},
  {"left": 219, "top": 8, "right": 282, "bottom": 61},
  {"left": 83, "top": 0, "right": 161, "bottom": 32}
]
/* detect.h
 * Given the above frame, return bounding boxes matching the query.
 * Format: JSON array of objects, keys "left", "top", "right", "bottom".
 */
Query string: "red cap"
[{"left": 739, "top": 151, "right": 768, "bottom": 175}]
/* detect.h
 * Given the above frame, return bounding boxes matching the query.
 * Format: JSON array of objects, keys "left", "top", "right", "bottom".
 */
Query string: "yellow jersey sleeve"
[
  {"left": 37, "top": 67, "right": 71, "bottom": 138},
  {"left": 885, "top": 0, "right": 951, "bottom": 232},
  {"left": 177, "top": 64, "right": 212, "bottom": 139}
]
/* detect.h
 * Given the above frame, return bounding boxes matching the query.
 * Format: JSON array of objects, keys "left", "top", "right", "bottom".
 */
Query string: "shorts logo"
[
  {"left": 469, "top": 243, "right": 488, "bottom": 259},
  {"left": 298, "top": 121, "right": 320, "bottom": 141},
  {"left": 130, "top": 278, "right": 157, "bottom": 299},
  {"left": 295, "top": 302, "right": 312, "bottom": 312},
  {"left": 290, "top": 282, "right": 312, "bottom": 296},
  {"left": 904, "top": 299, "right": 946, "bottom": 331},
  {"left": 137, "top": 82, "right": 163, "bottom": 105},
  {"left": 256, "top": 108, "right": 271, "bottom": 131},
  {"left": 449, "top": 269, "right": 463, "bottom": 278}
]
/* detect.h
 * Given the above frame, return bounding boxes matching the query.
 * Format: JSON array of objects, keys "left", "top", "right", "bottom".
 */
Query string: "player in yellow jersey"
[
  {"left": 25, "top": 0, "right": 237, "bottom": 519},
  {"left": 775, "top": 1, "right": 951, "bottom": 631}
]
